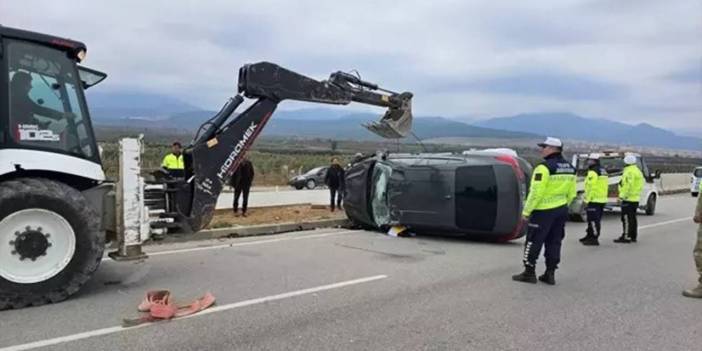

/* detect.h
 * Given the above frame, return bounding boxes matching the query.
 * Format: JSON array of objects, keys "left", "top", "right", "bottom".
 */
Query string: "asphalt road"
[{"left": 1, "top": 195, "right": 699, "bottom": 351}]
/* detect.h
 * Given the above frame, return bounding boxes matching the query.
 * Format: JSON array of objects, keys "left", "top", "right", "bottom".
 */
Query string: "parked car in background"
[
  {"left": 692, "top": 166, "right": 702, "bottom": 197},
  {"left": 288, "top": 166, "right": 328, "bottom": 190},
  {"left": 343, "top": 149, "right": 532, "bottom": 242},
  {"left": 569, "top": 151, "right": 661, "bottom": 221}
]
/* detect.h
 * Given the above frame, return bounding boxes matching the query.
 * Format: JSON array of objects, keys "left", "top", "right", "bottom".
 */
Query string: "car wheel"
[
  {"left": 693, "top": 192, "right": 699, "bottom": 198},
  {"left": 306, "top": 179, "right": 316, "bottom": 190},
  {"left": 570, "top": 203, "right": 587, "bottom": 222},
  {"left": 645, "top": 194, "right": 656, "bottom": 216}
]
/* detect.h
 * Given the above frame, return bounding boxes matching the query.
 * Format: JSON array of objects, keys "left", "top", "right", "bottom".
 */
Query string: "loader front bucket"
[{"left": 364, "top": 92, "right": 413, "bottom": 139}]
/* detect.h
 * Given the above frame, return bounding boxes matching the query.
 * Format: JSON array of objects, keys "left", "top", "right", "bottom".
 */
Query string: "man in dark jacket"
[
  {"left": 324, "top": 157, "right": 345, "bottom": 212},
  {"left": 230, "top": 157, "right": 255, "bottom": 217}
]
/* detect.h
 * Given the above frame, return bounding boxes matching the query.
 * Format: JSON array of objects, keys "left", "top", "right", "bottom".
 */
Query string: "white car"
[
  {"left": 692, "top": 167, "right": 702, "bottom": 197},
  {"left": 569, "top": 151, "right": 661, "bottom": 221}
]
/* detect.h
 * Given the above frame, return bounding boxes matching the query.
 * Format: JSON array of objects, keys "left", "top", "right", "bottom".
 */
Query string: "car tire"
[
  {"left": 0, "top": 178, "right": 104, "bottom": 310},
  {"left": 644, "top": 194, "right": 656, "bottom": 216},
  {"left": 306, "top": 179, "right": 316, "bottom": 190},
  {"left": 693, "top": 192, "right": 699, "bottom": 198},
  {"left": 570, "top": 204, "right": 587, "bottom": 222}
]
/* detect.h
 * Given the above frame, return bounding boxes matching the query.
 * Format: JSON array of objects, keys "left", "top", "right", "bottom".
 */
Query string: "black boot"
[
  {"left": 579, "top": 234, "right": 591, "bottom": 242},
  {"left": 613, "top": 235, "right": 631, "bottom": 243},
  {"left": 538, "top": 269, "right": 556, "bottom": 285},
  {"left": 512, "top": 266, "right": 537, "bottom": 284},
  {"left": 581, "top": 236, "right": 599, "bottom": 246}
]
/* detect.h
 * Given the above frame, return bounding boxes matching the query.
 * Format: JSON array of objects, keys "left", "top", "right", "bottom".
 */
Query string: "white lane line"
[
  {"left": 640, "top": 217, "right": 692, "bottom": 230},
  {"left": 103, "top": 230, "right": 361, "bottom": 261},
  {"left": 0, "top": 274, "right": 388, "bottom": 351}
]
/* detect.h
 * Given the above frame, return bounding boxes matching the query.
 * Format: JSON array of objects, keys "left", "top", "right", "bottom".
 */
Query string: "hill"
[{"left": 474, "top": 112, "right": 701, "bottom": 151}]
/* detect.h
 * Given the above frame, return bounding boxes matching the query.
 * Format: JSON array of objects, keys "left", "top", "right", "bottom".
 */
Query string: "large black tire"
[
  {"left": 0, "top": 178, "right": 104, "bottom": 310},
  {"left": 645, "top": 194, "right": 657, "bottom": 216}
]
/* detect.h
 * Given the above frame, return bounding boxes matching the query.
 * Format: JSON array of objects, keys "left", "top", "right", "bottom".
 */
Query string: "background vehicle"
[
  {"left": 569, "top": 151, "right": 661, "bottom": 221},
  {"left": 343, "top": 150, "right": 532, "bottom": 242},
  {"left": 0, "top": 25, "right": 413, "bottom": 309},
  {"left": 288, "top": 166, "right": 328, "bottom": 190},
  {"left": 691, "top": 167, "right": 702, "bottom": 197}
]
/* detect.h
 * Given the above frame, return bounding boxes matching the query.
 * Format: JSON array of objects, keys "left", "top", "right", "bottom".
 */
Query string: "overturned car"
[{"left": 343, "top": 150, "right": 532, "bottom": 241}]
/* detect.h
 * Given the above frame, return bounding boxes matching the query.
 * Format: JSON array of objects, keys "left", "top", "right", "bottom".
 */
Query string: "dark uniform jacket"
[
  {"left": 324, "top": 164, "right": 345, "bottom": 189},
  {"left": 230, "top": 160, "right": 255, "bottom": 189}
]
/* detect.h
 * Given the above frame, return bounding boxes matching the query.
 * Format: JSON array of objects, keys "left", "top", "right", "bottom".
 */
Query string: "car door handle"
[{"left": 445, "top": 195, "right": 452, "bottom": 199}]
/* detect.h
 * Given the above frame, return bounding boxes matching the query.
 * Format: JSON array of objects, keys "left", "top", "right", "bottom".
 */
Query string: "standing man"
[
  {"left": 324, "top": 157, "right": 345, "bottom": 212},
  {"left": 580, "top": 155, "right": 609, "bottom": 246},
  {"left": 512, "top": 137, "right": 576, "bottom": 285},
  {"left": 683, "top": 182, "right": 702, "bottom": 298},
  {"left": 161, "top": 142, "right": 185, "bottom": 178},
  {"left": 231, "top": 157, "right": 255, "bottom": 217},
  {"left": 614, "top": 154, "right": 644, "bottom": 243}
]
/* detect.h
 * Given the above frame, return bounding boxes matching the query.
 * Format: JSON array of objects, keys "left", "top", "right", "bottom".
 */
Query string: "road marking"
[
  {"left": 103, "top": 230, "right": 361, "bottom": 261},
  {"left": 0, "top": 274, "right": 388, "bottom": 351},
  {"left": 639, "top": 217, "right": 692, "bottom": 230}
]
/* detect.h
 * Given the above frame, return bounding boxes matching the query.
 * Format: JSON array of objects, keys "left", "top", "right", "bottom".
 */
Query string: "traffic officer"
[
  {"left": 579, "top": 154, "right": 609, "bottom": 246},
  {"left": 161, "top": 141, "right": 185, "bottom": 178},
  {"left": 614, "top": 154, "right": 644, "bottom": 243},
  {"left": 683, "top": 181, "right": 702, "bottom": 298},
  {"left": 512, "top": 137, "right": 576, "bottom": 285}
]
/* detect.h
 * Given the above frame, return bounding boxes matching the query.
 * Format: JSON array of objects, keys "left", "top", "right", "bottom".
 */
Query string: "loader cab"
[{"left": 0, "top": 26, "right": 105, "bottom": 167}]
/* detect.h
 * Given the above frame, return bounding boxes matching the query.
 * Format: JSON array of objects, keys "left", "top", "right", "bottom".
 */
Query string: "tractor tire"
[
  {"left": 0, "top": 178, "right": 104, "bottom": 310},
  {"left": 645, "top": 194, "right": 657, "bottom": 216}
]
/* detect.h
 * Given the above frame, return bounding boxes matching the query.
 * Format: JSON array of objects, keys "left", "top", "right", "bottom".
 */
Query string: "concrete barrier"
[{"left": 660, "top": 173, "right": 692, "bottom": 194}]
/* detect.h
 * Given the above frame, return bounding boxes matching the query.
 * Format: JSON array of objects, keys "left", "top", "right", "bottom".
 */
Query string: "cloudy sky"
[{"left": 2, "top": 0, "right": 700, "bottom": 132}]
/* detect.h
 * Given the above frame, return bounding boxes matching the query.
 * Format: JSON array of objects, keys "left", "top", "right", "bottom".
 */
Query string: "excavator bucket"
[{"left": 363, "top": 93, "right": 413, "bottom": 139}]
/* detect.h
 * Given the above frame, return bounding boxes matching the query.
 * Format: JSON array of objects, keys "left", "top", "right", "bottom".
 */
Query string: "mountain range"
[
  {"left": 87, "top": 92, "right": 701, "bottom": 151},
  {"left": 474, "top": 112, "right": 701, "bottom": 151}
]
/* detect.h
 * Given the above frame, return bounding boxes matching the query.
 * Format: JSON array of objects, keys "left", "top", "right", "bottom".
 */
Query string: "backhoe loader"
[{"left": 0, "top": 25, "right": 413, "bottom": 309}]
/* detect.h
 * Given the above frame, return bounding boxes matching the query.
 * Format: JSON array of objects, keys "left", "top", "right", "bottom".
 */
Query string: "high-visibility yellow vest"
[
  {"left": 585, "top": 167, "right": 608, "bottom": 204},
  {"left": 522, "top": 154, "right": 577, "bottom": 216},
  {"left": 618, "top": 164, "right": 644, "bottom": 202},
  {"left": 162, "top": 153, "right": 184, "bottom": 170}
]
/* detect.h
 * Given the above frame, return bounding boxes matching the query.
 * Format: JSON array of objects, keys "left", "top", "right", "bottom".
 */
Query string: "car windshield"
[
  {"left": 370, "top": 163, "right": 393, "bottom": 226},
  {"left": 305, "top": 167, "right": 325, "bottom": 176},
  {"left": 5, "top": 39, "right": 96, "bottom": 159},
  {"left": 576, "top": 156, "right": 626, "bottom": 176}
]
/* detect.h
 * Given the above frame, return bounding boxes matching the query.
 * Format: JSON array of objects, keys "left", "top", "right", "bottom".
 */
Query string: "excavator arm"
[{"left": 172, "top": 62, "right": 413, "bottom": 232}]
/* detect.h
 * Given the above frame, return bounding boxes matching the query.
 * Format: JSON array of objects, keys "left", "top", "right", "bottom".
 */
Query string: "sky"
[{"left": 1, "top": 0, "right": 700, "bottom": 133}]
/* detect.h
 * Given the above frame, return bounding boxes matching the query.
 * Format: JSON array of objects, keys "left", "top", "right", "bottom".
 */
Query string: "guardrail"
[{"left": 660, "top": 173, "right": 693, "bottom": 193}]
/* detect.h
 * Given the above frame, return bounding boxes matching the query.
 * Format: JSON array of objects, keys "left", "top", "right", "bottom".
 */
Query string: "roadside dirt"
[{"left": 207, "top": 204, "right": 346, "bottom": 229}]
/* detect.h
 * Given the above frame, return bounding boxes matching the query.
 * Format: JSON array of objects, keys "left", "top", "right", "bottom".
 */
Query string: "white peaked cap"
[{"left": 537, "top": 137, "right": 563, "bottom": 148}]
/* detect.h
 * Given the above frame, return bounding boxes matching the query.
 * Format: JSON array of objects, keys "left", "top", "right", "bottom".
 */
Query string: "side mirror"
[{"left": 652, "top": 170, "right": 661, "bottom": 179}]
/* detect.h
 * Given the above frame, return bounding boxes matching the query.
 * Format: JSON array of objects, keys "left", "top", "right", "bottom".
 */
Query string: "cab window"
[{"left": 5, "top": 39, "right": 96, "bottom": 159}]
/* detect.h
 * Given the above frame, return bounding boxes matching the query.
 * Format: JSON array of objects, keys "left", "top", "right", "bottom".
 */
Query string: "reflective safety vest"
[
  {"left": 162, "top": 153, "right": 184, "bottom": 170},
  {"left": 585, "top": 167, "right": 609, "bottom": 204},
  {"left": 618, "top": 164, "right": 644, "bottom": 202},
  {"left": 522, "top": 154, "right": 577, "bottom": 216}
]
